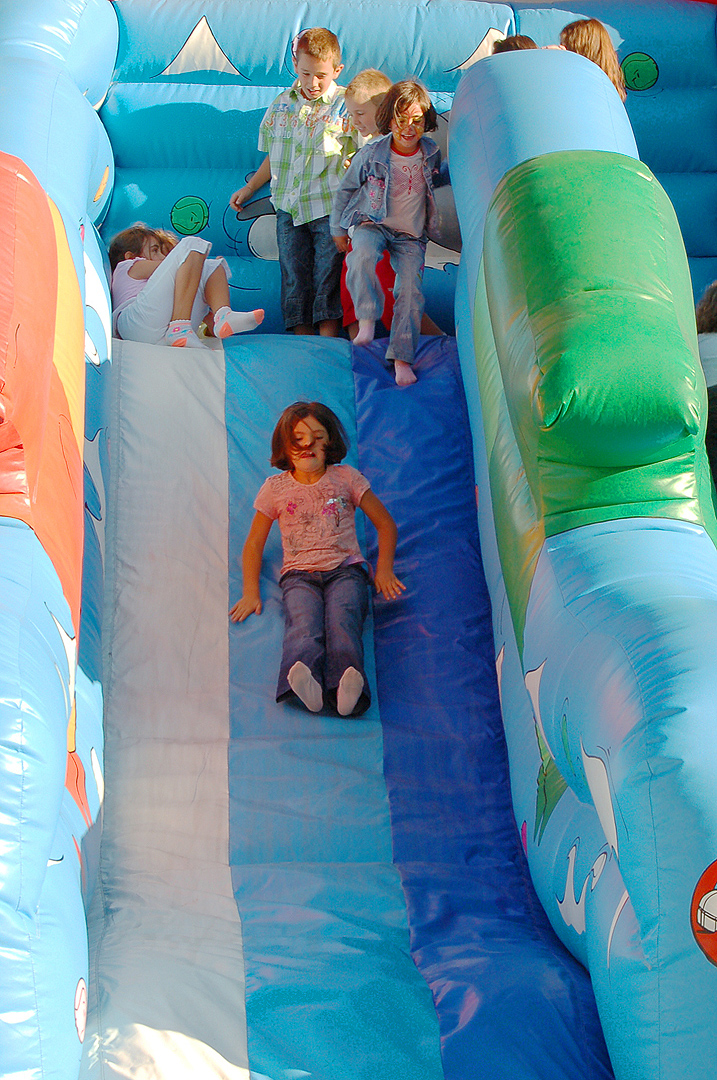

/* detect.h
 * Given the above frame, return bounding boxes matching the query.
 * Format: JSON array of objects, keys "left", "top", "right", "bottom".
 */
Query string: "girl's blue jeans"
[
  {"left": 277, "top": 564, "right": 370, "bottom": 715},
  {"left": 346, "top": 223, "right": 426, "bottom": 363}
]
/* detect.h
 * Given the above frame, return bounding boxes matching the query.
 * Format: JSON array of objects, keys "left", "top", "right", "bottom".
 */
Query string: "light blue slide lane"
[{"left": 225, "top": 335, "right": 444, "bottom": 1080}]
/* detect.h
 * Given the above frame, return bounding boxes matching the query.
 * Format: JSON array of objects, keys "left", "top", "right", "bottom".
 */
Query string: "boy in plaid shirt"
[{"left": 229, "top": 28, "right": 357, "bottom": 336}]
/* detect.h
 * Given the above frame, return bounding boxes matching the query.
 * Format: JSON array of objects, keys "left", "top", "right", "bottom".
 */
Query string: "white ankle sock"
[
  {"left": 164, "top": 320, "right": 207, "bottom": 349},
  {"left": 394, "top": 359, "right": 417, "bottom": 387},
  {"left": 336, "top": 667, "right": 364, "bottom": 716},
  {"left": 287, "top": 661, "right": 323, "bottom": 712},
  {"left": 213, "top": 306, "right": 265, "bottom": 339}
]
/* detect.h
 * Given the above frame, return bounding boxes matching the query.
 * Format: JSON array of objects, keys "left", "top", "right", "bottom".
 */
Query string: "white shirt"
[
  {"left": 382, "top": 148, "right": 426, "bottom": 238},
  {"left": 698, "top": 333, "right": 717, "bottom": 388}
]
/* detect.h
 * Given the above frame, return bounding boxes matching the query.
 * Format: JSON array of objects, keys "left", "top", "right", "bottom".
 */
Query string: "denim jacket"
[{"left": 330, "top": 133, "right": 442, "bottom": 243}]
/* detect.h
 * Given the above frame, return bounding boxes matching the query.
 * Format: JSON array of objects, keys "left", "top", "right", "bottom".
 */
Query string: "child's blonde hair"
[
  {"left": 375, "top": 79, "right": 438, "bottom": 135},
  {"left": 345, "top": 69, "right": 392, "bottom": 103},
  {"left": 108, "top": 223, "right": 156, "bottom": 272},
  {"left": 560, "top": 18, "right": 626, "bottom": 101},
  {"left": 294, "top": 27, "right": 341, "bottom": 67}
]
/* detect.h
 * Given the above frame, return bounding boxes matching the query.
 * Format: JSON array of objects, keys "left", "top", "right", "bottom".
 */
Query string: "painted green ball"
[
  {"left": 621, "top": 52, "right": 659, "bottom": 92},
  {"left": 170, "top": 196, "right": 209, "bottom": 235}
]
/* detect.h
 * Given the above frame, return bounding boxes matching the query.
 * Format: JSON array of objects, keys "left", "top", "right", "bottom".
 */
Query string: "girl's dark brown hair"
[
  {"left": 696, "top": 282, "right": 717, "bottom": 335},
  {"left": 271, "top": 401, "right": 348, "bottom": 471},
  {"left": 108, "top": 223, "right": 157, "bottom": 271},
  {"left": 375, "top": 79, "right": 437, "bottom": 135},
  {"left": 493, "top": 34, "right": 538, "bottom": 53}
]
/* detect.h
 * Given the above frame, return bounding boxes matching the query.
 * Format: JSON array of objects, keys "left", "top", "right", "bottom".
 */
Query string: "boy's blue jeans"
[
  {"left": 346, "top": 223, "right": 426, "bottom": 363},
  {"left": 275, "top": 210, "right": 343, "bottom": 329},
  {"left": 277, "top": 564, "right": 370, "bottom": 715}
]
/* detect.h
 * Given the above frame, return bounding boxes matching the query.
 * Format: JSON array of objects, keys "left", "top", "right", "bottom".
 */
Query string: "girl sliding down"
[
  {"left": 230, "top": 401, "right": 404, "bottom": 717},
  {"left": 109, "top": 224, "right": 263, "bottom": 347},
  {"left": 330, "top": 79, "right": 443, "bottom": 386}
]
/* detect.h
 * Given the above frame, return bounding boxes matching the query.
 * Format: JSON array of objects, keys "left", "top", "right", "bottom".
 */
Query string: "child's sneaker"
[
  {"left": 214, "top": 306, "right": 265, "bottom": 339},
  {"left": 164, "top": 320, "right": 207, "bottom": 349}
]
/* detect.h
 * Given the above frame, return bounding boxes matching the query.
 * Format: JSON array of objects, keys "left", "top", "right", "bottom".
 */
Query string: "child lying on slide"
[{"left": 109, "top": 224, "right": 263, "bottom": 348}]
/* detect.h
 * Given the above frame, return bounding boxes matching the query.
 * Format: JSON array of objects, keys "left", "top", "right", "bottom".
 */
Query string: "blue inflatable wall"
[
  {"left": 0, "top": 1, "right": 113, "bottom": 1075},
  {"left": 1, "top": 2, "right": 716, "bottom": 1079}
]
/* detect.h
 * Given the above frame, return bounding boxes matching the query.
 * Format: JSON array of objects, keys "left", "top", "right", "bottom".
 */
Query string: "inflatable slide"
[{"left": 0, "top": 2, "right": 716, "bottom": 1079}]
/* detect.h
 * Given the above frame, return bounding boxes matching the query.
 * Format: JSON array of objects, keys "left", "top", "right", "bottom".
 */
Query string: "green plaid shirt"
[{"left": 259, "top": 81, "right": 357, "bottom": 226}]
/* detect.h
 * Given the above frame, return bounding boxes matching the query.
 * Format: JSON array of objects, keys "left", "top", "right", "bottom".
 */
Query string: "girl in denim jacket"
[{"left": 331, "top": 80, "right": 442, "bottom": 386}]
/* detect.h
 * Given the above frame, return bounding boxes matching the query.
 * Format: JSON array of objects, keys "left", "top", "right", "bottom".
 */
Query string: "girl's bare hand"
[
  {"left": 229, "top": 595, "right": 262, "bottom": 622},
  {"left": 374, "top": 569, "right": 406, "bottom": 601}
]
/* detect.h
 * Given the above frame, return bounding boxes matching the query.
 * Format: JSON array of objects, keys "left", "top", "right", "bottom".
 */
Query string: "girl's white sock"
[
  {"left": 164, "top": 320, "right": 207, "bottom": 349},
  {"left": 213, "top": 306, "right": 265, "bottom": 339},
  {"left": 287, "top": 661, "right": 323, "bottom": 712},
  {"left": 336, "top": 667, "right": 364, "bottom": 716}
]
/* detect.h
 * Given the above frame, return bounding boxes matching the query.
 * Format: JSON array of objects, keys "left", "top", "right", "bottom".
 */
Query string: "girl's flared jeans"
[{"left": 277, "top": 563, "right": 370, "bottom": 715}]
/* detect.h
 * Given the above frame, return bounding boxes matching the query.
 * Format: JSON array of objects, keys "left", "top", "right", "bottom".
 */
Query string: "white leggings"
[{"left": 115, "top": 236, "right": 230, "bottom": 343}]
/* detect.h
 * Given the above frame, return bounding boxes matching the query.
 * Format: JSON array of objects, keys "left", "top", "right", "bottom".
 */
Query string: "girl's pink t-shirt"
[
  {"left": 111, "top": 259, "right": 146, "bottom": 313},
  {"left": 254, "top": 464, "right": 370, "bottom": 575}
]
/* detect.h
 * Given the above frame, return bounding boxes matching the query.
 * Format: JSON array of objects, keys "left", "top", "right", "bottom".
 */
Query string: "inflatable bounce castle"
[{"left": 1, "top": 1, "right": 716, "bottom": 1078}]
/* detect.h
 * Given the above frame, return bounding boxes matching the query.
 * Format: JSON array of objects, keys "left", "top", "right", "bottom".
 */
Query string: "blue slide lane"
[
  {"left": 351, "top": 337, "right": 614, "bottom": 1080},
  {"left": 225, "top": 335, "right": 444, "bottom": 1080}
]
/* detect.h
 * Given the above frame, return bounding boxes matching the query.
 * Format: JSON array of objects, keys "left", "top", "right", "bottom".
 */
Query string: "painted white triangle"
[
  {"left": 159, "top": 16, "right": 242, "bottom": 77},
  {"left": 448, "top": 27, "right": 509, "bottom": 71}
]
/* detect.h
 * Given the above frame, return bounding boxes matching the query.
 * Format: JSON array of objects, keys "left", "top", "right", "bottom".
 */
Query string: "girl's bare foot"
[
  {"left": 353, "top": 319, "right": 375, "bottom": 347},
  {"left": 394, "top": 359, "right": 417, "bottom": 386}
]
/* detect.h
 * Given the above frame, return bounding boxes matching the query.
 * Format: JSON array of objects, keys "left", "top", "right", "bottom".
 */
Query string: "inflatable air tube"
[
  {"left": 451, "top": 47, "right": 717, "bottom": 1080},
  {"left": 0, "top": 1, "right": 115, "bottom": 1074}
]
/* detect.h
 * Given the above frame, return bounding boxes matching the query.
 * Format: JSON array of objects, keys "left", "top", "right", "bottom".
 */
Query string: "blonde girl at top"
[{"left": 560, "top": 18, "right": 627, "bottom": 101}]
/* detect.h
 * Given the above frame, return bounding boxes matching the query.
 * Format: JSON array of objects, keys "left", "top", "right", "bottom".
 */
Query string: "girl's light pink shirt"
[
  {"left": 111, "top": 259, "right": 146, "bottom": 318},
  {"left": 254, "top": 464, "right": 370, "bottom": 575}
]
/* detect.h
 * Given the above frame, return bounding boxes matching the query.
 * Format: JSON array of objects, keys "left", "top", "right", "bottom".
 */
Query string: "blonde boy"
[
  {"left": 229, "top": 28, "right": 356, "bottom": 336},
  {"left": 344, "top": 69, "right": 392, "bottom": 140}
]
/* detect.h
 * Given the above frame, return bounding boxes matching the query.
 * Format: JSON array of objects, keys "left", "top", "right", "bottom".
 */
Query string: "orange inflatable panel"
[{"left": 0, "top": 152, "right": 85, "bottom": 629}]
